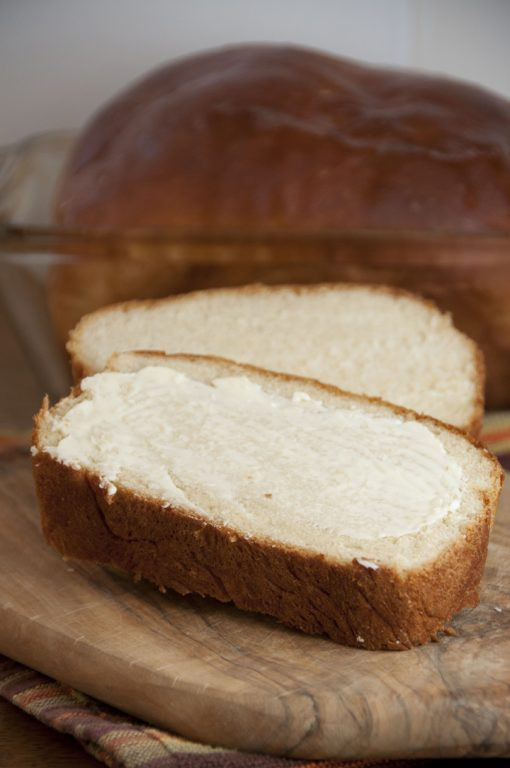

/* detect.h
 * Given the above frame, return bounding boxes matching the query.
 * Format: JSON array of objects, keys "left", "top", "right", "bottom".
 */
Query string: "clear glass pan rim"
[{"left": 1, "top": 222, "right": 510, "bottom": 266}]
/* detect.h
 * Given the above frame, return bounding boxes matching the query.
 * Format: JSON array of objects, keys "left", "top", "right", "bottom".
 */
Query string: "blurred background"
[
  {"left": 1, "top": 0, "right": 510, "bottom": 414},
  {"left": 1, "top": 0, "right": 510, "bottom": 144}
]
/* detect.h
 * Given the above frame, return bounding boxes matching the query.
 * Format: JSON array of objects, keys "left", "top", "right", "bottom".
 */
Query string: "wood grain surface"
[{"left": 0, "top": 455, "right": 508, "bottom": 761}]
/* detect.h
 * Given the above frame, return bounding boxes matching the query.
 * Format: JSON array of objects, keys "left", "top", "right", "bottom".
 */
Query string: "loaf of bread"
[
  {"left": 32, "top": 351, "right": 502, "bottom": 650},
  {"left": 51, "top": 45, "right": 510, "bottom": 406},
  {"left": 55, "top": 45, "right": 510, "bottom": 233},
  {"left": 67, "top": 283, "right": 484, "bottom": 434}
]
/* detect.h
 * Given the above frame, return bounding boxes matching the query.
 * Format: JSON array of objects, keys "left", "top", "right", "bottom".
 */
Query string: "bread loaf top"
[{"left": 55, "top": 44, "right": 510, "bottom": 232}]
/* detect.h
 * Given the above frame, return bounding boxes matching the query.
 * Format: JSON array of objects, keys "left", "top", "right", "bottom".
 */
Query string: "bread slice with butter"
[
  {"left": 67, "top": 283, "right": 484, "bottom": 435},
  {"left": 32, "top": 351, "right": 502, "bottom": 650}
]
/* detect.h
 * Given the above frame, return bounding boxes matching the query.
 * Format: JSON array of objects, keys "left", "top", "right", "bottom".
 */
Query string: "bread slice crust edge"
[
  {"left": 32, "top": 353, "right": 502, "bottom": 650},
  {"left": 32, "top": 448, "right": 497, "bottom": 651}
]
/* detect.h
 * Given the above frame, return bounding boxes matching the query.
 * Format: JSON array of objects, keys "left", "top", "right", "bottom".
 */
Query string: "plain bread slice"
[{"left": 66, "top": 283, "right": 484, "bottom": 434}]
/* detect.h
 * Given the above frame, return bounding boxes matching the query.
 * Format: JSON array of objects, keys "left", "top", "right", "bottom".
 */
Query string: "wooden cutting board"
[{"left": 0, "top": 455, "right": 509, "bottom": 761}]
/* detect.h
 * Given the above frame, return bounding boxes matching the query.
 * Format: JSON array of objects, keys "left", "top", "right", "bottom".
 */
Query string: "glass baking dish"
[{"left": 1, "top": 132, "right": 510, "bottom": 412}]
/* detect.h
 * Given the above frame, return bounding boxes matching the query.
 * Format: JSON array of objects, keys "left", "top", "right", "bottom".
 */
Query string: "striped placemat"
[
  {"left": 0, "top": 413, "right": 509, "bottom": 767},
  {"left": 0, "top": 656, "right": 427, "bottom": 768}
]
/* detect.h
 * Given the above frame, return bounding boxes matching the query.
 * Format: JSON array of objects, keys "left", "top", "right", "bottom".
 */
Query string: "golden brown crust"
[
  {"left": 32, "top": 352, "right": 503, "bottom": 650},
  {"left": 52, "top": 46, "right": 510, "bottom": 406},
  {"left": 55, "top": 45, "right": 510, "bottom": 233},
  {"left": 32, "top": 448, "right": 500, "bottom": 652}
]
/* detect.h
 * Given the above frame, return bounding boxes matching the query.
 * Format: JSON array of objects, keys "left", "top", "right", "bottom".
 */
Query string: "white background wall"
[{"left": 1, "top": 0, "right": 509, "bottom": 145}]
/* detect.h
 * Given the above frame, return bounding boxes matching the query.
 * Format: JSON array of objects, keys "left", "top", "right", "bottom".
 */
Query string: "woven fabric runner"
[{"left": 0, "top": 414, "right": 509, "bottom": 767}]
